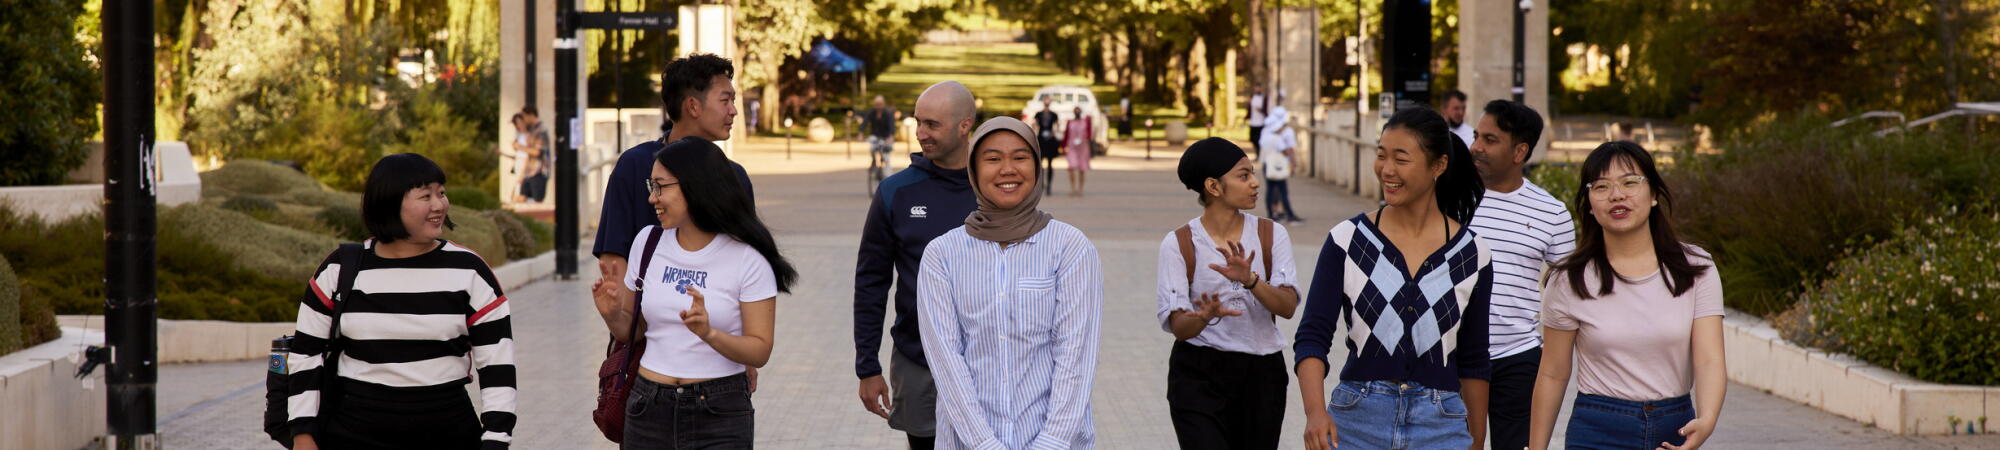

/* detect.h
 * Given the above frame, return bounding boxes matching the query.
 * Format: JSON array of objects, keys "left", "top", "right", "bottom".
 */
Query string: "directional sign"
[{"left": 576, "top": 12, "right": 675, "bottom": 30}]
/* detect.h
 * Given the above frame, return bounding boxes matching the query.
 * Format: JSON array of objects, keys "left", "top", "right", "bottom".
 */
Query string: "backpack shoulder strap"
[
  {"left": 625, "top": 227, "right": 668, "bottom": 340},
  {"left": 327, "top": 243, "right": 364, "bottom": 340},
  {"left": 1258, "top": 218, "right": 1275, "bottom": 281},
  {"left": 1174, "top": 224, "right": 1196, "bottom": 290}
]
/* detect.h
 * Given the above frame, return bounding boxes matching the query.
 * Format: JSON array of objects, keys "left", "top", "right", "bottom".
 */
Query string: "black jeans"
[
  {"left": 623, "top": 373, "right": 755, "bottom": 449},
  {"left": 1167, "top": 341, "right": 1288, "bottom": 450},
  {"left": 1248, "top": 126, "right": 1264, "bottom": 153},
  {"left": 315, "top": 380, "right": 483, "bottom": 450},
  {"left": 1489, "top": 347, "right": 1542, "bottom": 450}
]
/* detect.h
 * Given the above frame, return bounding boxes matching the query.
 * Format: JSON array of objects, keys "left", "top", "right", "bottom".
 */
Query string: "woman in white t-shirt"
[
  {"left": 592, "top": 137, "right": 798, "bottom": 448},
  {"left": 1258, "top": 89, "right": 1301, "bottom": 224},
  {"left": 1157, "top": 137, "right": 1300, "bottom": 449},
  {"left": 1528, "top": 141, "right": 1725, "bottom": 450}
]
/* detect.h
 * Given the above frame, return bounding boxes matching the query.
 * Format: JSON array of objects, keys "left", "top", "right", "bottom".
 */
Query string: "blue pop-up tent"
[{"left": 809, "top": 40, "right": 864, "bottom": 73}]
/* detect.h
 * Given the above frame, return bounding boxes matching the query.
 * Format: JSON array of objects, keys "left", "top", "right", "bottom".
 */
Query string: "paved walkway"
[{"left": 155, "top": 138, "right": 1997, "bottom": 448}]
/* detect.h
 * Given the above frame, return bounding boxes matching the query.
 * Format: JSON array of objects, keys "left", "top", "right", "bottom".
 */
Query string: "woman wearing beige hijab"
[{"left": 916, "top": 117, "right": 1105, "bottom": 449}]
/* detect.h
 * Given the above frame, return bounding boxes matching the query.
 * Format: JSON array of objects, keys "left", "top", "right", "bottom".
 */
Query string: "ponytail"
[{"left": 1383, "top": 107, "right": 1485, "bottom": 224}]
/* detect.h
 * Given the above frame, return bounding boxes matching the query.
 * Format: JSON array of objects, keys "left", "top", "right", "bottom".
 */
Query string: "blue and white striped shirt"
[{"left": 918, "top": 221, "right": 1102, "bottom": 450}]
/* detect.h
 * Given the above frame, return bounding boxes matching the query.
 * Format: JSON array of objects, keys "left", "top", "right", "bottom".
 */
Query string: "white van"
[{"left": 1020, "top": 85, "right": 1111, "bottom": 155}]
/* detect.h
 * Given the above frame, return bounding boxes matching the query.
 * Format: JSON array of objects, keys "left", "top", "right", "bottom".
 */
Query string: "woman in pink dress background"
[{"left": 1064, "top": 106, "right": 1094, "bottom": 197}]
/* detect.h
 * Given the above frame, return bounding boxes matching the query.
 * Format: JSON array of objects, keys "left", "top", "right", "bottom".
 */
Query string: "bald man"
[{"left": 854, "top": 81, "right": 978, "bottom": 450}]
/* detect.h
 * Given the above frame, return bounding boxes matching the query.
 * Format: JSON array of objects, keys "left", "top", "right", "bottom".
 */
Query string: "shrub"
[
  {"left": 285, "top": 188, "right": 361, "bottom": 211},
  {"left": 161, "top": 204, "right": 340, "bottom": 282},
  {"left": 484, "top": 210, "right": 537, "bottom": 260},
  {"left": 0, "top": 203, "right": 301, "bottom": 323},
  {"left": 315, "top": 204, "right": 368, "bottom": 241},
  {"left": 448, "top": 186, "right": 500, "bottom": 212},
  {"left": 1775, "top": 208, "right": 2000, "bottom": 385},
  {"left": 0, "top": 0, "right": 100, "bottom": 186},
  {"left": 513, "top": 211, "right": 555, "bottom": 255},
  {"left": 1668, "top": 115, "right": 2000, "bottom": 316},
  {"left": 200, "top": 160, "right": 322, "bottom": 197},
  {"left": 386, "top": 88, "right": 497, "bottom": 193},
  {"left": 0, "top": 254, "right": 22, "bottom": 355},
  {"left": 221, "top": 195, "right": 280, "bottom": 220},
  {"left": 442, "top": 211, "right": 508, "bottom": 267}
]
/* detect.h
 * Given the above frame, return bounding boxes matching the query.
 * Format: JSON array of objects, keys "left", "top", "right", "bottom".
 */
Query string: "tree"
[
  {"left": 736, "top": 0, "right": 829, "bottom": 133},
  {"left": 0, "top": 0, "right": 101, "bottom": 186}
]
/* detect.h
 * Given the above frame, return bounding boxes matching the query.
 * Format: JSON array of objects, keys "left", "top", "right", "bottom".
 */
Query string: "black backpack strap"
[
  {"left": 622, "top": 227, "right": 667, "bottom": 350},
  {"left": 318, "top": 243, "right": 364, "bottom": 415}
]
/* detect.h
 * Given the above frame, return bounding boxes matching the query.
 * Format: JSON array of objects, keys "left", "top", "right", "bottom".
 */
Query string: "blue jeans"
[
  {"left": 1565, "top": 393, "right": 1693, "bottom": 450},
  {"left": 1326, "top": 380, "right": 1472, "bottom": 450},
  {"left": 623, "top": 373, "right": 755, "bottom": 449}
]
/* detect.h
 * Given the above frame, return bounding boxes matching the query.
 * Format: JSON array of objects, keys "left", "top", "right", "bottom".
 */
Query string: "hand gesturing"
[
  {"left": 1206, "top": 240, "right": 1258, "bottom": 285},
  {"left": 1185, "top": 292, "right": 1245, "bottom": 322},
  {"left": 681, "top": 286, "right": 713, "bottom": 340}
]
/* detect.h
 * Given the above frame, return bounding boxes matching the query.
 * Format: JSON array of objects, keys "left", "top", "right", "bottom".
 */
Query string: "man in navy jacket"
[{"left": 854, "top": 81, "right": 979, "bottom": 450}]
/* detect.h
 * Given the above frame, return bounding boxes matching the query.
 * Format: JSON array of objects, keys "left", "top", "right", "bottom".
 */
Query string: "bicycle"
[{"left": 865, "top": 135, "right": 893, "bottom": 197}]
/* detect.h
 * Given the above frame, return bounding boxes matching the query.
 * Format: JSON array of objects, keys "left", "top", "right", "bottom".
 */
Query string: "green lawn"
[{"left": 763, "top": 43, "right": 1242, "bottom": 139}]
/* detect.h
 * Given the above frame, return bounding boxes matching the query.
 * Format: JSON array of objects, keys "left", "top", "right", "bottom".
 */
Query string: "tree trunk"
[{"left": 1246, "top": 0, "right": 1266, "bottom": 89}]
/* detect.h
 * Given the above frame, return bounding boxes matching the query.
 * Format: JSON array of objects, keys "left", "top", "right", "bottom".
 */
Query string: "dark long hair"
[
  {"left": 1553, "top": 141, "right": 1709, "bottom": 299},
  {"left": 656, "top": 138, "right": 797, "bottom": 293},
  {"left": 1382, "top": 107, "right": 1484, "bottom": 225}
]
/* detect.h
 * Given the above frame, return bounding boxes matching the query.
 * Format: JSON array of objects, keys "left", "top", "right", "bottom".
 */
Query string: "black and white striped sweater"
[{"left": 284, "top": 239, "right": 516, "bottom": 448}]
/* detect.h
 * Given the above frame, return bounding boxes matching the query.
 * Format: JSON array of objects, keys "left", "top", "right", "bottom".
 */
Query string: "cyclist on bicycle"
[{"left": 866, "top": 96, "right": 899, "bottom": 180}]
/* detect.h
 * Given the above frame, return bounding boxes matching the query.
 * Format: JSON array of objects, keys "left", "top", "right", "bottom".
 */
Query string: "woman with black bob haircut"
[
  {"left": 593, "top": 137, "right": 797, "bottom": 448},
  {"left": 1293, "top": 107, "right": 1495, "bottom": 450},
  {"left": 1527, "top": 141, "right": 1725, "bottom": 450},
  {"left": 284, "top": 153, "right": 519, "bottom": 449}
]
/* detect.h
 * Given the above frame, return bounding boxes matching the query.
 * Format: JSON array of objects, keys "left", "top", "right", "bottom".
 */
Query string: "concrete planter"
[
  {"left": 0, "top": 327, "right": 107, "bottom": 450},
  {"left": 1724, "top": 309, "right": 1997, "bottom": 435},
  {"left": 58, "top": 250, "right": 558, "bottom": 364}
]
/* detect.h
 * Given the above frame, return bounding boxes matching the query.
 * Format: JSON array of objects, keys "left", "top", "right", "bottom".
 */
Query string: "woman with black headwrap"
[{"left": 1155, "top": 137, "right": 1303, "bottom": 449}]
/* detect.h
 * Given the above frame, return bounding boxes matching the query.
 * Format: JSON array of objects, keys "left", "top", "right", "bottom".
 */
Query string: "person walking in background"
[
  {"left": 1158, "top": 137, "right": 1300, "bottom": 449},
  {"left": 284, "top": 153, "right": 516, "bottom": 450},
  {"left": 1528, "top": 142, "right": 1726, "bottom": 450},
  {"left": 1467, "top": 99, "right": 1574, "bottom": 450},
  {"left": 1063, "top": 105, "right": 1094, "bottom": 197},
  {"left": 590, "top": 138, "right": 798, "bottom": 448},
  {"left": 1033, "top": 95, "right": 1063, "bottom": 197},
  {"left": 1258, "top": 89, "right": 1301, "bottom": 225},
  {"left": 1293, "top": 107, "right": 1493, "bottom": 450},
  {"left": 1441, "top": 90, "right": 1474, "bottom": 149},
  {"left": 516, "top": 108, "right": 551, "bottom": 204},
  {"left": 1247, "top": 85, "right": 1268, "bottom": 155},
  {"left": 919, "top": 117, "right": 1103, "bottom": 450},
  {"left": 854, "top": 81, "right": 981, "bottom": 450}
]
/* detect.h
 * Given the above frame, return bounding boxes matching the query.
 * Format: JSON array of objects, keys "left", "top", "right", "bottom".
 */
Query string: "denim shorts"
[
  {"left": 1325, "top": 380, "right": 1472, "bottom": 450},
  {"left": 1565, "top": 393, "right": 1694, "bottom": 450},
  {"left": 623, "top": 373, "right": 755, "bottom": 449}
]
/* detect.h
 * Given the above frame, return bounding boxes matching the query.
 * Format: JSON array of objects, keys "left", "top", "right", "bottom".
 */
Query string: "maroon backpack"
[{"left": 593, "top": 227, "right": 665, "bottom": 442}]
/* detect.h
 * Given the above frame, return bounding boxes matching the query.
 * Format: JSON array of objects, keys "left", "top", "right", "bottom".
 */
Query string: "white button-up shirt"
[
  {"left": 1155, "top": 213, "right": 1300, "bottom": 355},
  {"left": 918, "top": 222, "right": 1102, "bottom": 450}
]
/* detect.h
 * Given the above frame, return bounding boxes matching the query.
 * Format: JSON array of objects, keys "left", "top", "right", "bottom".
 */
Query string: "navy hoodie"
[
  {"left": 853, "top": 153, "right": 976, "bottom": 378},
  {"left": 591, "top": 138, "right": 755, "bottom": 259}
]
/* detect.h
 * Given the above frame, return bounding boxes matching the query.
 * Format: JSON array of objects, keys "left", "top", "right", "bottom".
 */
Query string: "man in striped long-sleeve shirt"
[
  {"left": 1466, "top": 100, "right": 1574, "bottom": 450},
  {"left": 286, "top": 154, "right": 516, "bottom": 449}
]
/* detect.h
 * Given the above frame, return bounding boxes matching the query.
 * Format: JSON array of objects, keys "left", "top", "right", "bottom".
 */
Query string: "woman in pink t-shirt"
[{"left": 1527, "top": 141, "right": 1726, "bottom": 450}]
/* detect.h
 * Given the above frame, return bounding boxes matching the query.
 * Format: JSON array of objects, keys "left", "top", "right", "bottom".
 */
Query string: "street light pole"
[
  {"left": 554, "top": 0, "right": 580, "bottom": 279},
  {"left": 103, "top": 0, "right": 159, "bottom": 447},
  {"left": 1513, "top": 0, "right": 1531, "bottom": 103}
]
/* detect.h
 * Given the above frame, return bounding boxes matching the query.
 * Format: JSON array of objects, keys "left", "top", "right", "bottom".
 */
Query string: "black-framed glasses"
[{"left": 644, "top": 179, "right": 679, "bottom": 196}]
